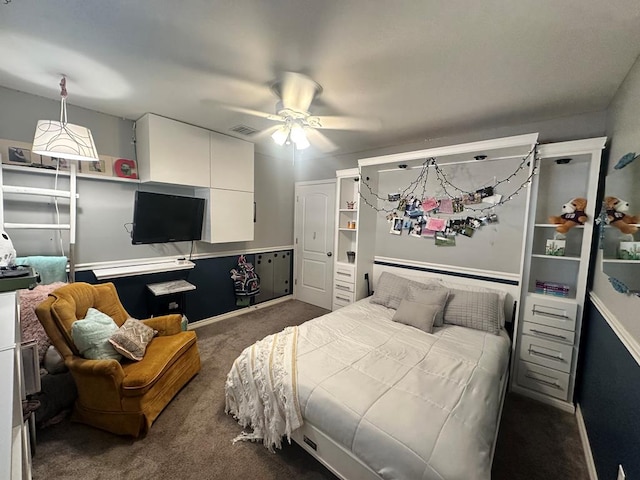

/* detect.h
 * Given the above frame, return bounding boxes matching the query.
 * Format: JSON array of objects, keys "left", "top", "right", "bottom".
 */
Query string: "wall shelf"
[
  {"left": 531, "top": 254, "right": 581, "bottom": 261},
  {"left": 93, "top": 260, "right": 195, "bottom": 280},
  {"left": 602, "top": 258, "right": 640, "bottom": 264},
  {"left": 534, "top": 223, "right": 584, "bottom": 229},
  {"left": 2, "top": 164, "right": 139, "bottom": 183}
]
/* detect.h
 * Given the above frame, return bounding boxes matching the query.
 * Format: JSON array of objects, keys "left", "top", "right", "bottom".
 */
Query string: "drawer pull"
[
  {"left": 335, "top": 285, "right": 351, "bottom": 291},
  {"left": 529, "top": 347, "right": 563, "bottom": 361},
  {"left": 335, "top": 295, "right": 351, "bottom": 302},
  {"left": 531, "top": 309, "right": 570, "bottom": 320},
  {"left": 336, "top": 271, "right": 352, "bottom": 277},
  {"left": 530, "top": 329, "right": 568, "bottom": 341},
  {"left": 525, "top": 373, "right": 560, "bottom": 389}
]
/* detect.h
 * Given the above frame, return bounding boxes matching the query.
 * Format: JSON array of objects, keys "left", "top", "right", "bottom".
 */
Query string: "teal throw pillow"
[{"left": 71, "top": 308, "right": 122, "bottom": 361}]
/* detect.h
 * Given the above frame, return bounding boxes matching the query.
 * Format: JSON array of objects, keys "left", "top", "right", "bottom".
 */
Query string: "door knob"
[{"left": 327, "top": 252, "right": 332, "bottom": 257}]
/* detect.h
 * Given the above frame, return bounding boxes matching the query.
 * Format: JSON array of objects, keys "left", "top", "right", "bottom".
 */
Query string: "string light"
[{"left": 358, "top": 144, "right": 539, "bottom": 215}]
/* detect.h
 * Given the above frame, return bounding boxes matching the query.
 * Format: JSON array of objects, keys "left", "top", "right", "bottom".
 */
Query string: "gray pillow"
[
  {"left": 443, "top": 289, "right": 501, "bottom": 335},
  {"left": 371, "top": 272, "right": 439, "bottom": 309},
  {"left": 405, "top": 285, "right": 450, "bottom": 326},
  {"left": 392, "top": 299, "right": 440, "bottom": 333}
]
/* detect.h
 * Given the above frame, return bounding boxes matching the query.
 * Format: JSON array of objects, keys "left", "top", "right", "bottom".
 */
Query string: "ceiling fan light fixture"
[
  {"left": 290, "top": 124, "right": 310, "bottom": 150},
  {"left": 271, "top": 126, "right": 289, "bottom": 146}
]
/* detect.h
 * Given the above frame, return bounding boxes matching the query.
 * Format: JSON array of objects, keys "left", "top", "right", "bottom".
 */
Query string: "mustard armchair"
[{"left": 35, "top": 282, "right": 201, "bottom": 437}]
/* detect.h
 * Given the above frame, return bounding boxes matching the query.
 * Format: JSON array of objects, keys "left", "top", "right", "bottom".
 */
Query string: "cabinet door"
[
  {"left": 137, "top": 114, "right": 210, "bottom": 187},
  {"left": 205, "top": 189, "right": 254, "bottom": 243},
  {"left": 210, "top": 132, "right": 254, "bottom": 192}
]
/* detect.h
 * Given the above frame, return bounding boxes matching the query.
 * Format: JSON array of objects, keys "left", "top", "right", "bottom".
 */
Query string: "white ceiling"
[{"left": 1, "top": 0, "right": 639, "bottom": 160}]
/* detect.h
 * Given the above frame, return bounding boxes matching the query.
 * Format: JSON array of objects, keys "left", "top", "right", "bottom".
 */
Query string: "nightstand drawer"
[
  {"left": 334, "top": 280, "right": 355, "bottom": 294},
  {"left": 523, "top": 296, "right": 577, "bottom": 332},
  {"left": 519, "top": 335, "right": 573, "bottom": 373},
  {"left": 522, "top": 322, "right": 575, "bottom": 345},
  {"left": 517, "top": 361, "right": 570, "bottom": 400},
  {"left": 334, "top": 264, "right": 356, "bottom": 283},
  {"left": 333, "top": 289, "right": 354, "bottom": 305}
]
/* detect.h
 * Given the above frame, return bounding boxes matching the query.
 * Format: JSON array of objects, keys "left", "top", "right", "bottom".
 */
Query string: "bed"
[{"left": 226, "top": 266, "right": 517, "bottom": 480}]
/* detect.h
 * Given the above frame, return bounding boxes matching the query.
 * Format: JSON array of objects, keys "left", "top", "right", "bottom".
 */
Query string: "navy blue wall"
[
  {"left": 76, "top": 251, "right": 293, "bottom": 323},
  {"left": 577, "top": 300, "right": 640, "bottom": 479}
]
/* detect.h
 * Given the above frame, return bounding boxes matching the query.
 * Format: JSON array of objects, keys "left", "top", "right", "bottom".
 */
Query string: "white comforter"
[{"left": 296, "top": 299, "right": 511, "bottom": 480}]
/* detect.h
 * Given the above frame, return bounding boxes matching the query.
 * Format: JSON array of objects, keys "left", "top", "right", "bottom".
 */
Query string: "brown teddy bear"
[
  {"left": 605, "top": 196, "right": 639, "bottom": 235},
  {"left": 549, "top": 197, "right": 588, "bottom": 233}
]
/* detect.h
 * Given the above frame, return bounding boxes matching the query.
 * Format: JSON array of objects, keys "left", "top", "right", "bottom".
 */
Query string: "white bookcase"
[
  {"left": 511, "top": 137, "right": 606, "bottom": 412},
  {"left": 331, "top": 168, "right": 376, "bottom": 310}
]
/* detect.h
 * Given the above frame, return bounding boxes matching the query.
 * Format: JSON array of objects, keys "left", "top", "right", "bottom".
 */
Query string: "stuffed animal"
[
  {"left": 549, "top": 198, "right": 588, "bottom": 234},
  {"left": 604, "top": 196, "right": 639, "bottom": 235}
]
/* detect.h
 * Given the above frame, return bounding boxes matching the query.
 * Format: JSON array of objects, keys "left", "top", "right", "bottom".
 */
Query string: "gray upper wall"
[
  {"left": 592, "top": 53, "right": 640, "bottom": 345},
  {"left": 0, "top": 86, "right": 294, "bottom": 265},
  {"left": 0, "top": 87, "right": 135, "bottom": 158},
  {"left": 294, "top": 110, "right": 607, "bottom": 182}
]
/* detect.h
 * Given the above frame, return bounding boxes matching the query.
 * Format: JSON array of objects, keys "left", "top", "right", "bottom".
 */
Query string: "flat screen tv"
[{"left": 131, "top": 191, "right": 205, "bottom": 244}]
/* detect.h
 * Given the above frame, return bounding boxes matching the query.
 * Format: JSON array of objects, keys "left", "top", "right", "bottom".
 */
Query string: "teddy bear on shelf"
[
  {"left": 549, "top": 197, "right": 588, "bottom": 234},
  {"left": 604, "top": 196, "right": 639, "bottom": 235}
]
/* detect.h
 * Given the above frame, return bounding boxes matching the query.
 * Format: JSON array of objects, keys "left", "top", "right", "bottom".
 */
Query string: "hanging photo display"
[{"left": 373, "top": 145, "right": 538, "bottom": 247}]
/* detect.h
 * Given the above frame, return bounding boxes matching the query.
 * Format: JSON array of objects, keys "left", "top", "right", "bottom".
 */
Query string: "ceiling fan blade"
[
  {"left": 250, "top": 124, "right": 284, "bottom": 141},
  {"left": 306, "top": 128, "right": 338, "bottom": 153},
  {"left": 222, "top": 104, "right": 285, "bottom": 122},
  {"left": 279, "top": 72, "right": 320, "bottom": 113},
  {"left": 309, "top": 115, "right": 381, "bottom": 131}
]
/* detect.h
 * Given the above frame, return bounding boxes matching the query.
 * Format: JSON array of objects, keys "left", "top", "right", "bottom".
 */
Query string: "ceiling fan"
[{"left": 228, "top": 72, "right": 380, "bottom": 153}]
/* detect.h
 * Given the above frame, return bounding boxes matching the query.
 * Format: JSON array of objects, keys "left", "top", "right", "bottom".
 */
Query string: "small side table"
[{"left": 146, "top": 280, "right": 196, "bottom": 317}]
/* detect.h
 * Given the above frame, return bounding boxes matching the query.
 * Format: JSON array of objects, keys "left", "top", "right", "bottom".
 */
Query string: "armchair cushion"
[
  {"left": 109, "top": 319, "right": 157, "bottom": 361},
  {"left": 121, "top": 331, "right": 197, "bottom": 396},
  {"left": 71, "top": 308, "right": 122, "bottom": 361}
]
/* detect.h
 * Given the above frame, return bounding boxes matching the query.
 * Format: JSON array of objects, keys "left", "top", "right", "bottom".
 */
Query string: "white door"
[{"left": 294, "top": 181, "right": 336, "bottom": 309}]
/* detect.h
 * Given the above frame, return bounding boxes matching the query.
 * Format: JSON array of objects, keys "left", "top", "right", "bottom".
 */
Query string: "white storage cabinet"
[
  {"left": 135, "top": 113, "right": 210, "bottom": 187},
  {"left": 511, "top": 138, "right": 606, "bottom": 411}
]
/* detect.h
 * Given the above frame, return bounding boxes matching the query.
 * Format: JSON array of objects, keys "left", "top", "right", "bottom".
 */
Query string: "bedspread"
[
  {"left": 296, "top": 299, "right": 511, "bottom": 480},
  {"left": 225, "top": 325, "right": 302, "bottom": 452}
]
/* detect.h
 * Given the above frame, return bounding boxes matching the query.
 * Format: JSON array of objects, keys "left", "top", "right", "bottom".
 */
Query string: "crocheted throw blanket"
[{"left": 225, "top": 326, "right": 302, "bottom": 452}]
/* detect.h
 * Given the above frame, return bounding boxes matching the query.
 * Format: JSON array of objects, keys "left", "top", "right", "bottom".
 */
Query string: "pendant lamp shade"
[
  {"left": 32, "top": 120, "right": 99, "bottom": 162},
  {"left": 32, "top": 77, "right": 99, "bottom": 162}
]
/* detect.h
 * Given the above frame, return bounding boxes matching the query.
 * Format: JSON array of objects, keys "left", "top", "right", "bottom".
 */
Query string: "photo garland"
[{"left": 365, "top": 145, "right": 538, "bottom": 247}]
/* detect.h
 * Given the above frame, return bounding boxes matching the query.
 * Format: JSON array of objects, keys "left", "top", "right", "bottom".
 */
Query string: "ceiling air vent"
[{"left": 229, "top": 124, "right": 259, "bottom": 136}]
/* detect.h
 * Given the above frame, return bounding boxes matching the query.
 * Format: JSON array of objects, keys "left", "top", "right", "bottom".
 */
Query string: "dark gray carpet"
[{"left": 32, "top": 300, "right": 588, "bottom": 480}]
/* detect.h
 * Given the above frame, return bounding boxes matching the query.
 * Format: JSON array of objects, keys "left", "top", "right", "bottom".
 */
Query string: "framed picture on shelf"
[
  {"left": 80, "top": 155, "right": 114, "bottom": 176},
  {"left": 113, "top": 158, "right": 138, "bottom": 179},
  {"left": 0, "top": 139, "right": 41, "bottom": 167},
  {"left": 41, "top": 155, "right": 72, "bottom": 171}
]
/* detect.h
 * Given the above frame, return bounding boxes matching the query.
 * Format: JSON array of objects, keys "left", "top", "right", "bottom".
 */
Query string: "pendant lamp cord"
[
  {"left": 55, "top": 76, "right": 68, "bottom": 256},
  {"left": 59, "top": 76, "right": 68, "bottom": 125}
]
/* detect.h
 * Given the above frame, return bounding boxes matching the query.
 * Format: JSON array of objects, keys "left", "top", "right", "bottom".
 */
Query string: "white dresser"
[{"left": 0, "top": 290, "right": 32, "bottom": 480}]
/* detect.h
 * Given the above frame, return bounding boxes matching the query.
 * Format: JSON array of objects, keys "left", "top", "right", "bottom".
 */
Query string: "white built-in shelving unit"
[{"left": 511, "top": 137, "right": 606, "bottom": 412}]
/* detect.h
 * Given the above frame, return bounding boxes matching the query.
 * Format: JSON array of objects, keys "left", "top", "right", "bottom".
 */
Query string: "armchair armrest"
[
  {"left": 140, "top": 314, "right": 183, "bottom": 336},
  {"left": 65, "top": 356, "right": 126, "bottom": 411}
]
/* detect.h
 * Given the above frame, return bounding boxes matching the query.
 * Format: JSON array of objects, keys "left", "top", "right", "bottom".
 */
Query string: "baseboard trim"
[
  {"left": 576, "top": 403, "right": 598, "bottom": 480},
  {"left": 187, "top": 295, "right": 294, "bottom": 329},
  {"left": 509, "top": 384, "right": 576, "bottom": 413}
]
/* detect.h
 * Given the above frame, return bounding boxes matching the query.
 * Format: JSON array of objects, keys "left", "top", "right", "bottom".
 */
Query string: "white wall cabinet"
[
  {"left": 511, "top": 137, "right": 606, "bottom": 412},
  {"left": 196, "top": 188, "right": 254, "bottom": 243},
  {"left": 135, "top": 113, "right": 210, "bottom": 188},
  {"left": 210, "top": 132, "right": 254, "bottom": 192},
  {"left": 136, "top": 113, "right": 256, "bottom": 243}
]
